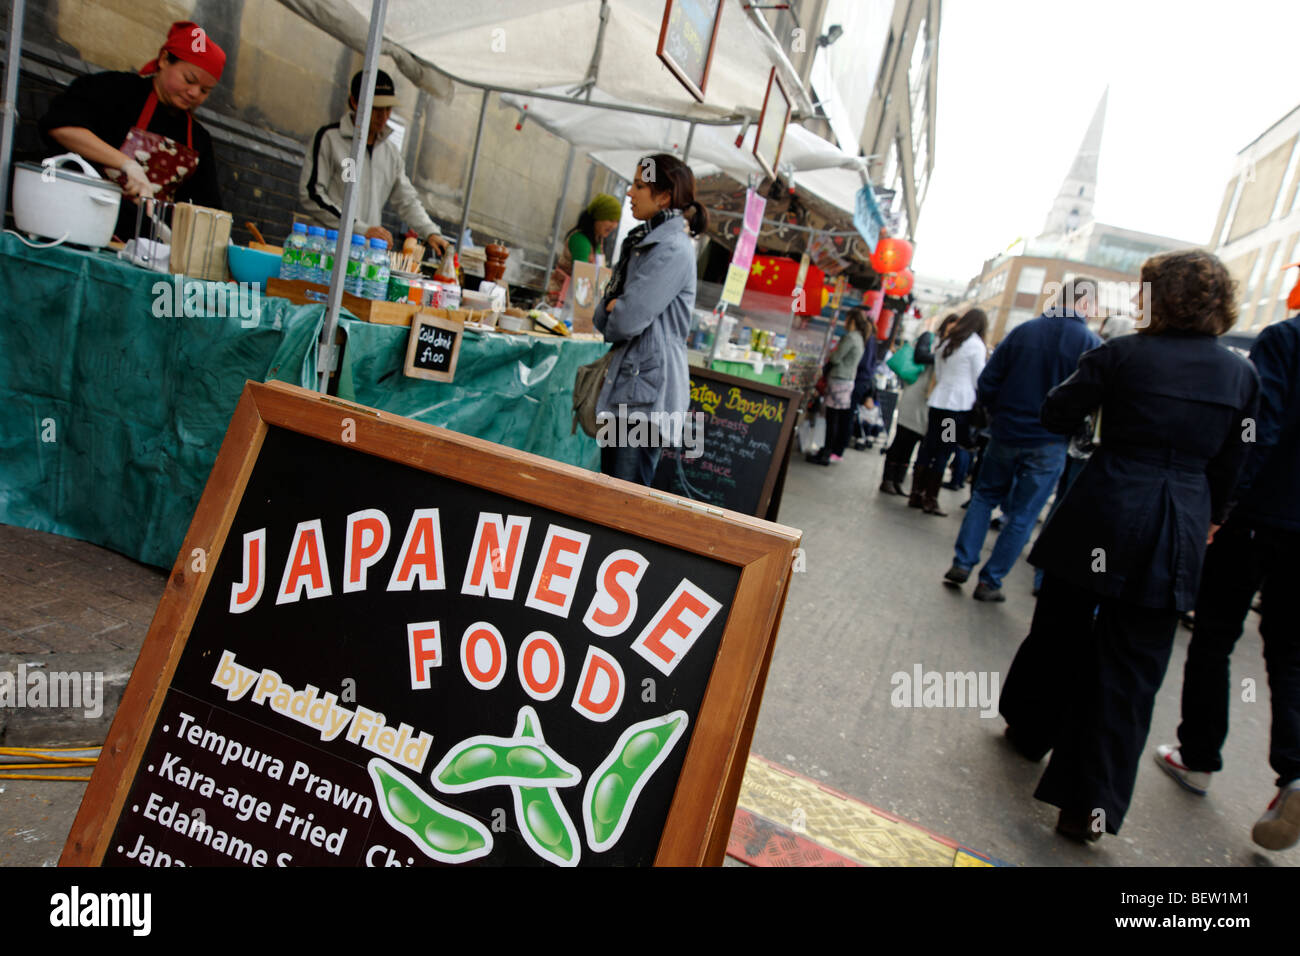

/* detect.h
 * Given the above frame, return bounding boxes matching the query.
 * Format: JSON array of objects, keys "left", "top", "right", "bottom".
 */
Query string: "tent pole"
[
  {"left": 682, "top": 122, "right": 696, "bottom": 163},
  {"left": 457, "top": 89, "right": 490, "bottom": 251},
  {"left": 0, "top": 0, "right": 26, "bottom": 223},
  {"left": 318, "top": 0, "right": 388, "bottom": 393},
  {"left": 542, "top": 142, "right": 577, "bottom": 301},
  {"left": 582, "top": 0, "right": 610, "bottom": 102}
]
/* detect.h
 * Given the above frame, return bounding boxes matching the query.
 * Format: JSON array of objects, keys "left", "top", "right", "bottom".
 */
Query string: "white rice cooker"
[{"left": 13, "top": 153, "right": 123, "bottom": 249}]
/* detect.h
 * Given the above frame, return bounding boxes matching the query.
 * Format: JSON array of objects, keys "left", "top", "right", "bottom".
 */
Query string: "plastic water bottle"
[
  {"left": 279, "top": 222, "right": 307, "bottom": 280},
  {"left": 323, "top": 229, "right": 338, "bottom": 282},
  {"left": 364, "top": 238, "right": 390, "bottom": 300},
  {"left": 303, "top": 226, "right": 327, "bottom": 285},
  {"left": 344, "top": 235, "right": 367, "bottom": 296}
]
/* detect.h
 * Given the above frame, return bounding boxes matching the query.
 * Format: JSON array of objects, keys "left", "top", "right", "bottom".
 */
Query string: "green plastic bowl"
[{"left": 227, "top": 243, "right": 282, "bottom": 290}]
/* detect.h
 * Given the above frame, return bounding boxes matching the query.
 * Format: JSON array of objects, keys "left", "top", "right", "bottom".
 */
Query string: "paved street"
[
  {"left": 0, "top": 441, "right": 1292, "bottom": 867},
  {"left": 755, "top": 442, "right": 1291, "bottom": 867}
]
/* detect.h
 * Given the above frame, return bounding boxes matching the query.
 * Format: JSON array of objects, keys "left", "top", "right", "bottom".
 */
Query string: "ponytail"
[
  {"left": 682, "top": 200, "right": 709, "bottom": 237},
  {"left": 640, "top": 153, "right": 710, "bottom": 237}
]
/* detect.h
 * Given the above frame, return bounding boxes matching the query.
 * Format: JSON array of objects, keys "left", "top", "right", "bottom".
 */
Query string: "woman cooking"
[
  {"left": 546, "top": 193, "right": 622, "bottom": 306},
  {"left": 39, "top": 20, "right": 225, "bottom": 238}
]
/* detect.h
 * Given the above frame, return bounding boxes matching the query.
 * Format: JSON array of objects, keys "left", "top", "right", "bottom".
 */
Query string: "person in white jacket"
[
  {"left": 299, "top": 69, "right": 447, "bottom": 254},
  {"left": 909, "top": 309, "right": 988, "bottom": 515}
]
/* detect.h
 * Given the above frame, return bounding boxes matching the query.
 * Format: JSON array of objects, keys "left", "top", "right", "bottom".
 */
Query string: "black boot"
[
  {"left": 907, "top": 466, "right": 928, "bottom": 508},
  {"left": 879, "top": 460, "right": 905, "bottom": 495},
  {"left": 922, "top": 468, "right": 948, "bottom": 516}
]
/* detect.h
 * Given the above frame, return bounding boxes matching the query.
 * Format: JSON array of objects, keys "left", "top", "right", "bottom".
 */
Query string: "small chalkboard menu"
[
  {"left": 754, "top": 67, "right": 792, "bottom": 181},
  {"left": 656, "top": 0, "right": 725, "bottom": 103},
  {"left": 62, "top": 382, "right": 798, "bottom": 867},
  {"left": 404, "top": 312, "right": 463, "bottom": 382},
  {"left": 653, "top": 366, "right": 798, "bottom": 520}
]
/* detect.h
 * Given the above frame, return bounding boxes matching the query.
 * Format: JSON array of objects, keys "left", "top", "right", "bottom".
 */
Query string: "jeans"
[
  {"left": 953, "top": 438, "right": 1067, "bottom": 589},
  {"left": 601, "top": 444, "right": 663, "bottom": 486},
  {"left": 948, "top": 446, "right": 972, "bottom": 486}
]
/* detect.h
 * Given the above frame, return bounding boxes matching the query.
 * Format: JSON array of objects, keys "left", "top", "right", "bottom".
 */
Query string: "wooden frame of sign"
[
  {"left": 403, "top": 310, "right": 464, "bottom": 382},
  {"left": 655, "top": 0, "right": 725, "bottom": 103},
  {"left": 61, "top": 381, "right": 799, "bottom": 868},
  {"left": 753, "top": 67, "right": 792, "bottom": 182}
]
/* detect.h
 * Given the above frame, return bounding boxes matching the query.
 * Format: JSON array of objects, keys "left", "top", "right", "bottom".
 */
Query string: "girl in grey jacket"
[{"left": 593, "top": 154, "right": 708, "bottom": 485}]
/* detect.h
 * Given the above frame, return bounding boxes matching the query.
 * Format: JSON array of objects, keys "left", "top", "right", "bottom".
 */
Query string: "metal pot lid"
[{"left": 16, "top": 161, "right": 124, "bottom": 194}]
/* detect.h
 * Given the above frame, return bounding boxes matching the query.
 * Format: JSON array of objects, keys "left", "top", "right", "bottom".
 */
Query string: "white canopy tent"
[
  {"left": 267, "top": 0, "right": 840, "bottom": 388},
  {"left": 281, "top": 0, "right": 816, "bottom": 119}
]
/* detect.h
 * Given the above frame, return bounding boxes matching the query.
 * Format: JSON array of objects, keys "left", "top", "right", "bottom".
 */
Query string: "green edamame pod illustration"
[
  {"left": 367, "top": 758, "right": 492, "bottom": 863},
  {"left": 583, "top": 710, "right": 689, "bottom": 852},
  {"left": 511, "top": 705, "right": 580, "bottom": 867},
  {"left": 432, "top": 733, "right": 580, "bottom": 793}
]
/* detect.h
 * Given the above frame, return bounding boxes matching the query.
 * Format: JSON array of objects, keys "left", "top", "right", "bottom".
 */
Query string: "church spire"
[{"left": 1039, "top": 88, "right": 1108, "bottom": 239}]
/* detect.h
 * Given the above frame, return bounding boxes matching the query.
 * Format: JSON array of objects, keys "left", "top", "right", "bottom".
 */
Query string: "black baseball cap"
[{"left": 350, "top": 69, "right": 398, "bottom": 108}]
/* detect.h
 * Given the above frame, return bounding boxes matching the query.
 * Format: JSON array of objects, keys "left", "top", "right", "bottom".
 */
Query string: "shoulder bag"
[
  {"left": 572, "top": 347, "right": 615, "bottom": 437},
  {"left": 886, "top": 342, "right": 924, "bottom": 385}
]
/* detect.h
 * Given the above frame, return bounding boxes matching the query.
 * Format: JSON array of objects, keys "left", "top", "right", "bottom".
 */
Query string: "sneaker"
[
  {"left": 943, "top": 564, "right": 971, "bottom": 586},
  {"left": 972, "top": 582, "right": 1005, "bottom": 602},
  {"left": 1152, "top": 744, "right": 1212, "bottom": 795},
  {"left": 1252, "top": 779, "right": 1300, "bottom": 850},
  {"left": 829, "top": 453, "right": 843, "bottom": 463}
]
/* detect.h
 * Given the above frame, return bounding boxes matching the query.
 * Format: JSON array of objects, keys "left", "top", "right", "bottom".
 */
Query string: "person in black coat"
[
  {"left": 998, "top": 250, "right": 1260, "bottom": 842},
  {"left": 1153, "top": 310, "right": 1300, "bottom": 850},
  {"left": 850, "top": 316, "right": 879, "bottom": 449}
]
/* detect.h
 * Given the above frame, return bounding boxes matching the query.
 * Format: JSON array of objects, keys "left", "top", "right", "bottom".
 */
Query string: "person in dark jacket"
[
  {"left": 943, "top": 278, "right": 1102, "bottom": 601},
  {"left": 850, "top": 316, "right": 879, "bottom": 449},
  {"left": 1153, "top": 310, "right": 1300, "bottom": 850},
  {"left": 999, "top": 250, "right": 1260, "bottom": 843},
  {"left": 880, "top": 315, "right": 956, "bottom": 494}
]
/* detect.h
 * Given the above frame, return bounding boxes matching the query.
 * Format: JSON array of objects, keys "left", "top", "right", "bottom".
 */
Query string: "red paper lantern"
[
  {"left": 871, "top": 237, "right": 914, "bottom": 275},
  {"left": 883, "top": 269, "right": 914, "bottom": 297},
  {"left": 877, "top": 309, "right": 894, "bottom": 340}
]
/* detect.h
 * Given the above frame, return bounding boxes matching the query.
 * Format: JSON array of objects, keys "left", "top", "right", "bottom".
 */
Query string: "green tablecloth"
[
  {"left": 0, "top": 234, "right": 603, "bottom": 568},
  {"left": 336, "top": 320, "right": 605, "bottom": 471}
]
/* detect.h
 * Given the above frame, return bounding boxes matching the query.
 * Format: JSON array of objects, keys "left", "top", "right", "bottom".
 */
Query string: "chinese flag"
[{"left": 742, "top": 256, "right": 825, "bottom": 316}]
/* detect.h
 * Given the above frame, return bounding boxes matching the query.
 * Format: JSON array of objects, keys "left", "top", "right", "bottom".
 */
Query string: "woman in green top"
[{"left": 546, "top": 193, "right": 622, "bottom": 305}]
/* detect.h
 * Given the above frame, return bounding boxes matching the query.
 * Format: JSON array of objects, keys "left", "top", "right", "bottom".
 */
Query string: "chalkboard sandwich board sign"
[
  {"left": 403, "top": 311, "right": 463, "bottom": 382},
  {"left": 653, "top": 366, "right": 799, "bottom": 520},
  {"left": 62, "top": 381, "right": 800, "bottom": 867}
]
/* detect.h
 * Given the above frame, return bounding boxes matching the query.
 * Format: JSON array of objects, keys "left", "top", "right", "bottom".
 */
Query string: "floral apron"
[{"left": 106, "top": 89, "right": 200, "bottom": 202}]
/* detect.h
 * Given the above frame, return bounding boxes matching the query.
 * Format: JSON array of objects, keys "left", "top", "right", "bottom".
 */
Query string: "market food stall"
[
  {"left": 0, "top": 0, "right": 866, "bottom": 570},
  {"left": 0, "top": 233, "right": 603, "bottom": 567}
]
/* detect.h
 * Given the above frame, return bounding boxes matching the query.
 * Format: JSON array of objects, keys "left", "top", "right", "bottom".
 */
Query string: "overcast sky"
[{"left": 913, "top": 0, "right": 1300, "bottom": 282}]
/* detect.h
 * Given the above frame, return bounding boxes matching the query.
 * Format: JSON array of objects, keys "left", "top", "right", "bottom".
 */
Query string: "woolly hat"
[
  {"left": 587, "top": 193, "right": 623, "bottom": 222},
  {"left": 140, "top": 21, "right": 226, "bottom": 82}
]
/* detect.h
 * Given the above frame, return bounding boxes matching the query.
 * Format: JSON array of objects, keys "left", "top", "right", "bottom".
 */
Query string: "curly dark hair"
[{"left": 1138, "top": 250, "right": 1238, "bottom": 336}]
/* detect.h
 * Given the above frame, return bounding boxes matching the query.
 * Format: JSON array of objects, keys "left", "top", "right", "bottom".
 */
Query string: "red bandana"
[{"left": 139, "top": 21, "right": 226, "bottom": 82}]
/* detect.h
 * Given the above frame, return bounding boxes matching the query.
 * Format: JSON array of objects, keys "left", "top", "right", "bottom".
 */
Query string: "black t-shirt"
[{"left": 40, "top": 71, "right": 223, "bottom": 234}]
